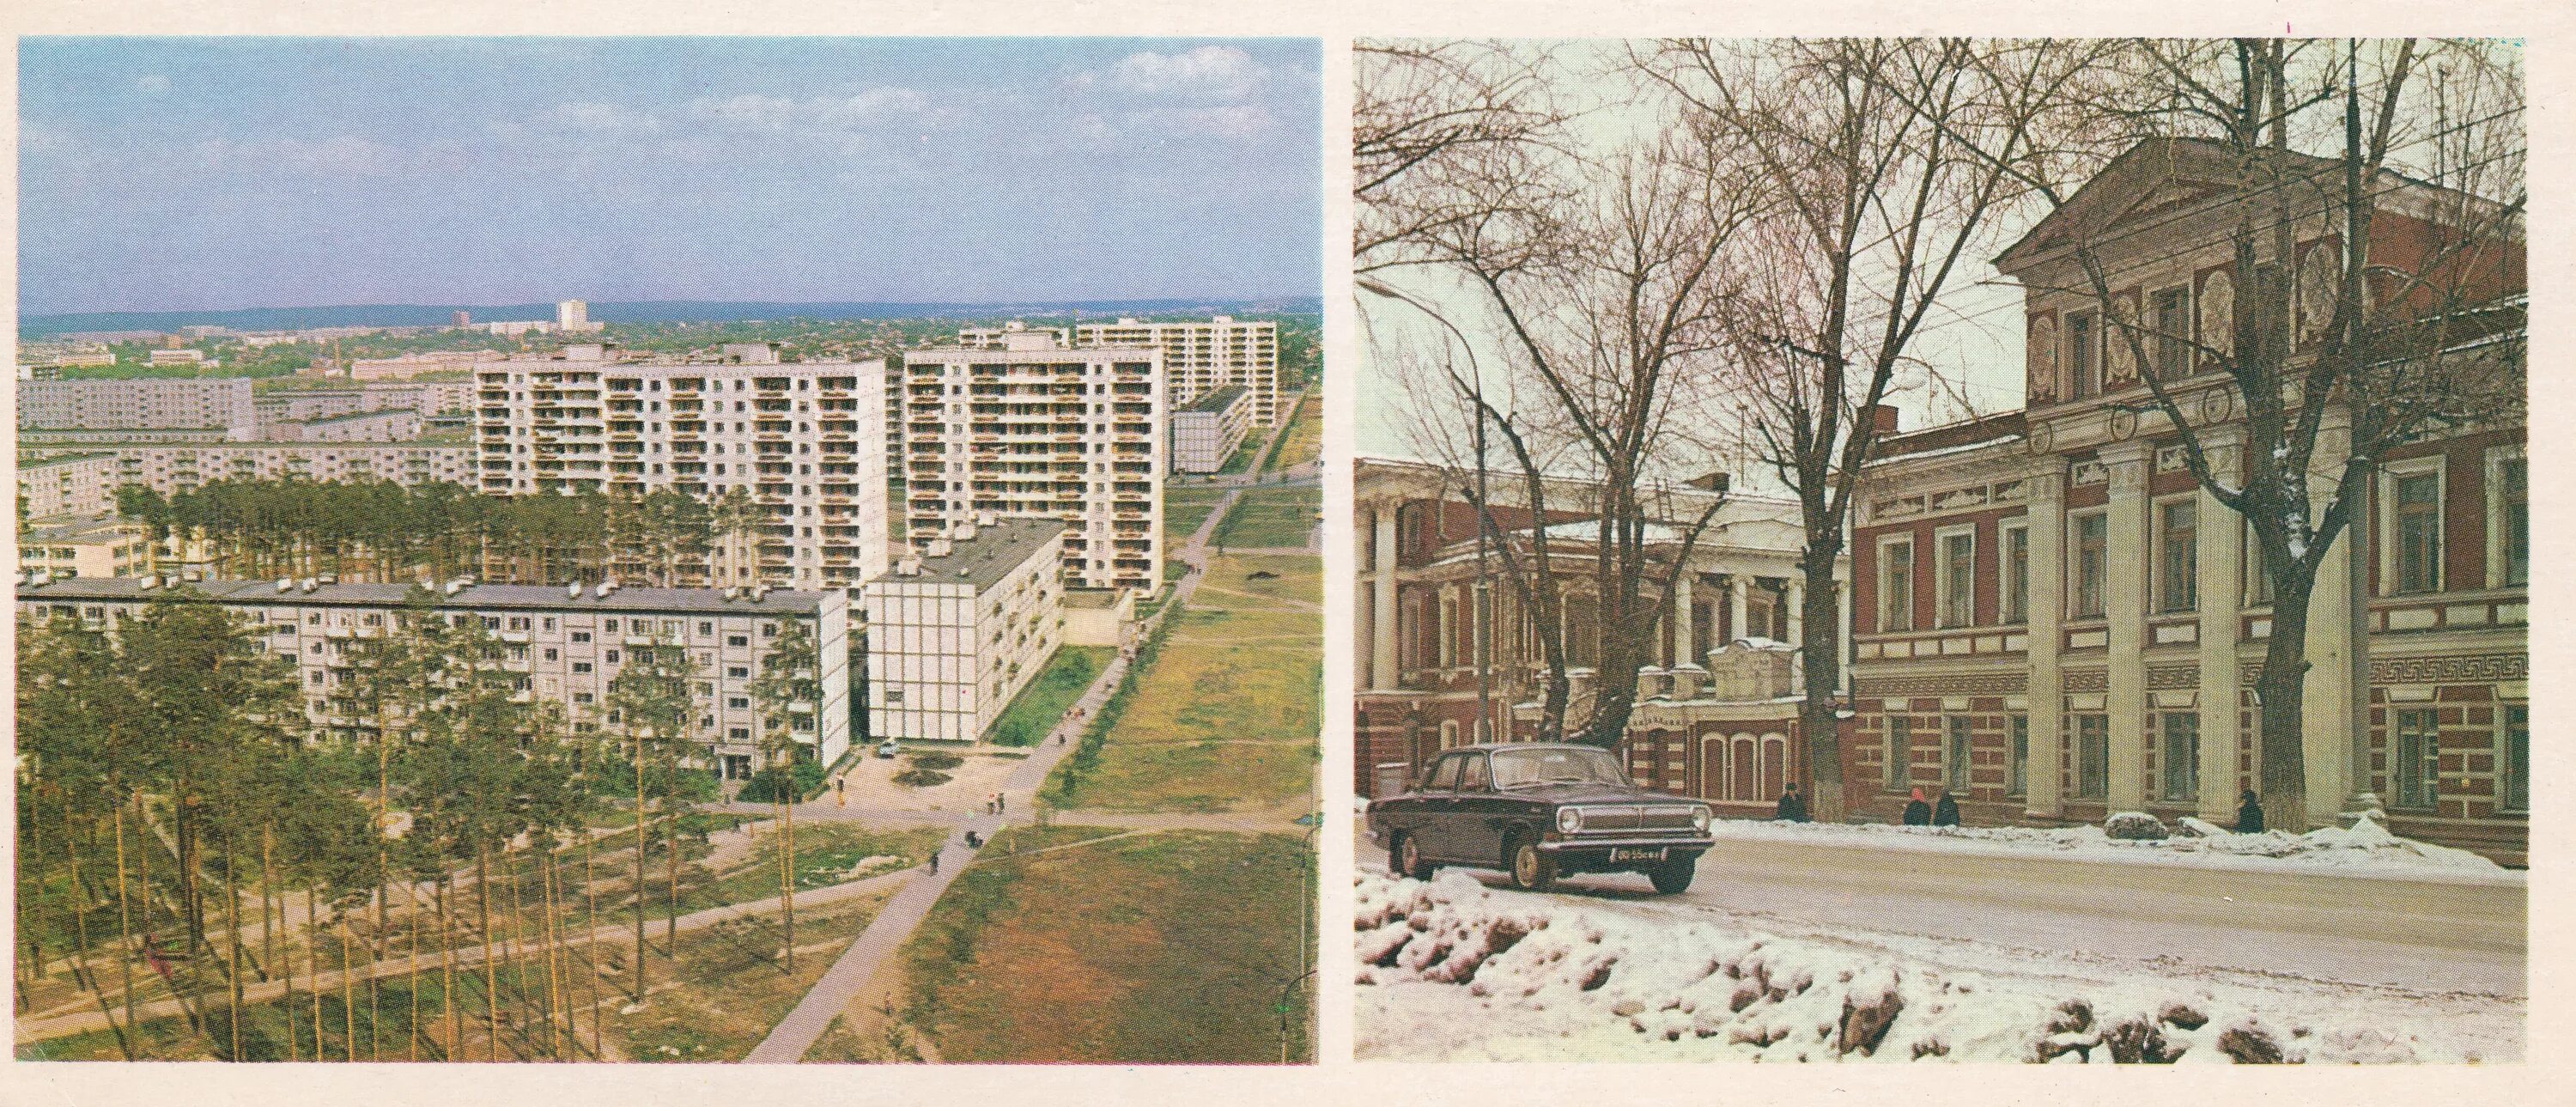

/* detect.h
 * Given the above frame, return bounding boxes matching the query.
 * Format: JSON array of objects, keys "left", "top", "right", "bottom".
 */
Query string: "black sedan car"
[{"left": 1368, "top": 743, "right": 1714, "bottom": 894}]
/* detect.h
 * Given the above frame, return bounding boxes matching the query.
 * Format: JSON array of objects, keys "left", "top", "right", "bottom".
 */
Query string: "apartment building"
[
  {"left": 960, "top": 315, "right": 1282, "bottom": 427},
  {"left": 18, "top": 377, "right": 257, "bottom": 440},
  {"left": 1170, "top": 384, "right": 1255, "bottom": 473},
  {"left": 902, "top": 331, "right": 1163, "bottom": 594},
  {"left": 1844, "top": 137, "right": 2527, "bottom": 861},
  {"left": 18, "top": 514, "right": 152, "bottom": 579},
  {"left": 16, "top": 576, "right": 852, "bottom": 777},
  {"left": 258, "top": 408, "right": 425, "bottom": 443},
  {"left": 254, "top": 381, "right": 477, "bottom": 423},
  {"left": 474, "top": 343, "right": 890, "bottom": 591},
  {"left": 863, "top": 517, "right": 1066, "bottom": 744},
  {"left": 350, "top": 350, "right": 492, "bottom": 380},
  {"left": 17, "top": 453, "right": 123, "bottom": 518},
  {"left": 70, "top": 441, "right": 477, "bottom": 496}
]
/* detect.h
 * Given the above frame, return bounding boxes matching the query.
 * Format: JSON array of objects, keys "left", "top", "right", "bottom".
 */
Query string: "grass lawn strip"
[
  {"left": 983, "top": 646, "right": 1115, "bottom": 747},
  {"left": 1212, "top": 485, "right": 1319, "bottom": 549}
]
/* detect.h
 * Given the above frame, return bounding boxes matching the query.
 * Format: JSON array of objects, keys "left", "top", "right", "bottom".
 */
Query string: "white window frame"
[
  {"left": 2065, "top": 308, "right": 2100, "bottom": 398},
  {"left": 1935, "top": 524, "right": 1978, "bottom": 630},
  {"left": 1999, "top": 520, "right": 2031, "bottom": 624},
  {"left": 2498, "top": 700, "right": 2528, "bottom": 814},
  {"left": 2069, "top": 509, "right": 2109, "bottom": 620},
  {"left": 1877, "top": 534, "right": 1917, "bottom": 633},
  {"left": 2486, "top": 444, "right": 2527, "bottom": 589},
  {"left": 2153, "top": 495, "right": 2199, "bottom": 614},
  {"left": 2148, "top": 284, "right": 2193, "bottom": 380},
  {"left": 2379, "top": 456, "right": 2446, "bottom": 597}
]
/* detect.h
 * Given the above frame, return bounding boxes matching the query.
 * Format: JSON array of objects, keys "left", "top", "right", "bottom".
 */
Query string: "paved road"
[{"left": 1359, "top": 826, "right": 2525, "bottom": 997}]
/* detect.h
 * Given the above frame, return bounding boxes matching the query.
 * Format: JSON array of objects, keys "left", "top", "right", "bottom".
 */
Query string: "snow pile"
[
  {"left": 1355, "top": 872, "right": 2511, "bottom": 1063},
  {"left": 1706, "top": 811, "right": 2506, "bottom": 879}
]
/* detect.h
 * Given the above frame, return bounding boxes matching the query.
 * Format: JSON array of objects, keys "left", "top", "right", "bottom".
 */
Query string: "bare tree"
[
  {"left": 1938, "top": 38, "right": 2525, "bottom": 829},
  {"left": 1355, "top": 40, "right": 1573, "bottom": 276},
  {"left": 1640, "top": 38, "right": 2093, "bottom": 820}
]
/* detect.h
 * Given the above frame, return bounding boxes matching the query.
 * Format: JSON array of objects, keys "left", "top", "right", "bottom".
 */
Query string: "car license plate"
[{"left": 1608, "top": 847, "right": 1668, "bottom": 863}]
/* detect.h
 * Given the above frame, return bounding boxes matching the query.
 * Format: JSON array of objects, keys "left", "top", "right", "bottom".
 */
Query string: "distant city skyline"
[{"left": 19, "top": 37, "right": 1321, "bottom": 317}]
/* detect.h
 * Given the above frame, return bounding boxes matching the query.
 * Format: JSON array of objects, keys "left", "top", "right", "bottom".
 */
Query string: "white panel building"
[
  {"left": 902, "top": 331, "right": 1163, "bottom": 594},
  {"left": 959, "top": 315, "right": 1282, "bottom": 427},
  {"left": 1170, "top": 384, "right": 1255, "bottom": 474},
  {"left": 18, "top": 378, "right": 258, "bottom": 440},
  {"left": 863, "top": 518, "right": 1066, "bottom": 744}
]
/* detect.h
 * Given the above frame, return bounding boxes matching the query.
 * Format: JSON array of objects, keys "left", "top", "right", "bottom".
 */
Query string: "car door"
[
  {"left": 1449, "top": 751, "right": 1505, "bottom": 867},
  {"left": 1409, "top": 753, "right": 1464, "bottom": 860}
]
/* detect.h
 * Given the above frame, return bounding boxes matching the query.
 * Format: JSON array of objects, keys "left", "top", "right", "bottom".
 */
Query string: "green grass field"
[
  {"left": 984, "top": 646, "right": 1114, "bottom": 746},
  {"left": 1213, "top": 485, "right": 1320, "bottom": 550},
  {"left": 1265, "top": 394, "right": 1319, "bottom": 472},
  {"left": 894, "top": 826, "right": 1312, "bottom": 1063},
  {"left": 1163, "top": 486, "right": 1231, "bottom": 544}
]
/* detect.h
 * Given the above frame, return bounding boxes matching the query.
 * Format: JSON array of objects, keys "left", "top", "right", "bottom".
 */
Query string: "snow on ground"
[
  {"left": 1355, "top": 872, "right": 2523, "bottom": 1063},
  {"left": 1706, "top": 810, "right": 2512, "bottom": 883}
]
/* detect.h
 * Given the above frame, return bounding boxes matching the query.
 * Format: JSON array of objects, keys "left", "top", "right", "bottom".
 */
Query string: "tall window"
[
  {"left": 2150, "top": 287, "right": 2191, "bottom": 380},
  {"left": 1946, "top": 716, "right": 1972, "bottom": 793},
  {"left": 1879, "top": 537, "right": 1915, "bottom": 632},
  {"left": 2067, "top": 311, "right": 2100, "bottom": 398},
  {"left": 2160, "top": 713, "right": 2200, "bottom": 801},
  {"left": 2072, "top": 513, "right": 2108, "bottom": 619},
  {"left": 2008, "top": 715, "right": 2029, "bottom": 797},
  {"left": 2075, "top": 715, "right": 2110, "bottom": 800},
  {"left": 2500, "top": 704, "right": 2528, "bottom": 813},
  {"left": 2495, "top": 453, "right": 2528, "bottom": 587},
  {"left": 2243, "top": 520, "right": 2275, "bottom": 605},
  {"left": 1884, "top": 716, "right": 1910, "bottom": 789},
  {"left": 2394, "top": 708, "right": 2440, "bottom": 809},
  {"left": 2158, "top": 500, "right": 2198, "bottom": 612},
  {"left": 1937, "top": 529, "right": 1976, "bottom": 628},
  {"left": 2393, "top": 471, "right": 2443, "bottom": 594},
  {"left": 2001, "top": 522, "right": 2030, "bottom": 624}
]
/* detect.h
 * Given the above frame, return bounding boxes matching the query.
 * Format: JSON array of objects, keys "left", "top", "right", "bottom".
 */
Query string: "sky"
[{"left": 18, "top": 37, "right": 1321, "bottom": 316}]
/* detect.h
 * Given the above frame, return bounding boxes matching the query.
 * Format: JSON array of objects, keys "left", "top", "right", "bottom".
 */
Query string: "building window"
[
  {"left": 2390, "top": 466, "right": 2443, "bottom": 594},
  {"left": 2160, "top": 713, "right": 2199, "bottom": 801},
  {"left": 728, "top": 635, "right": 749, "bottom": 648},
  {"left": 2075, "top": 714, "right": 2110, "bottom": 800},
  {"left": 2149, "top": 287, "right": 2190, "bottom": 380},
  {"left": 1945, "top": 716, "right": 1971, "bottom": 793},
  {"left": 2071, "top": 512, "right": 2108, "bottom": 619},
  {"left": 2242, "top": 520, "right": 2276, "bottom": 605},
  {"left": 2001, "top": 522, "right": 2030, "bottom": 624},
  {"left": 1884, "top": 716, "right": 1909, "bottom": 789},
  {"left": 2500, "top": 703, "right": 2528, "bottom": 813},
  {"left": 2394, "top": 708, "right": 2440, "bottom": 810},
  {"left": 2067, "top": 310, "right": 2100, "bottom": 398},
  {"left": 1878, "top": 537, "right": 1914, "bottom": 633},
  {"left": 2158, "top": 499, "right": 2198, "bottom": 612},
  {"left": 2008, "top": 715, "right": 2029, "bottom": 797},
  {"left": 572, "top": 630, "right": 592, "bottom": 643},
  {"left": 1936, "top": 527, "right": 1976, "bottom": 629},
  {"left": 2491, "top": 449, "right": 2527, "bottom": 588}
]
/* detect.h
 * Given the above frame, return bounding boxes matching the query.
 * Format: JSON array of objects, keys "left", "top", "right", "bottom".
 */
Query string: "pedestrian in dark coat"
[
  {"left": 1774, "top": 782, "right": 1809, "bottom": 823},
  {"left": 2235, "top": 788, "right": 2265, "bottom": 834},
  {"left": 1932, "top": 788, "right": 1961, "bottom": 827},
  {"left": 1902, "top": 787, "right": 1932, "bottom": 826}
]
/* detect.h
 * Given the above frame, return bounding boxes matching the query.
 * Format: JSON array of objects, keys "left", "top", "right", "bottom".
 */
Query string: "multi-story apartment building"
[
  {"left": 257, "top": 408, "right": 425, "bottom": 443},
  {"left": 349, "top": 351, "right": 492, "bottom": 380},
  {"left": 863, "top": 517, "right": 1067, "bottom": 743},
  {"left": 1352, "top": 457, "right": 1836, "bottom": 808},
  {"left": 18, "top": 378, "right": 257, "bottom": 440},
  {"left": 18, "top": 514, "right": 151, "bottom": 579},
  {"left": 474, "top": 343, "right": 890, "bottom": 591},
  {"left": 253, "top": 381, "right": 477, "bottom": 423},
  {"left": 1844, "top": 137, "right": 2526, "bottom": 861},
  {"left": 960, "top": 315, "right": 1282, "bottom": 427},
  {"left": 16, "top": 577, "right": 852, "bottom": 778},
  {"left": 64, "top": 441, "right": 478, "bottom": 496},
  {"left": 902, "top": 331, "right": 1163, "bottom": 594},
  {"left": 1170, "top": 384, "right": 1254, "bottom": 474},
  {"left": 17, "top": 453, "right": 123, "bottom": 518}
]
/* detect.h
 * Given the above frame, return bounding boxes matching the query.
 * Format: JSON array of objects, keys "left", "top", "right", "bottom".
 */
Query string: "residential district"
[{"left": 15, "top": 305, "right": 1322, "bottom": 1063}]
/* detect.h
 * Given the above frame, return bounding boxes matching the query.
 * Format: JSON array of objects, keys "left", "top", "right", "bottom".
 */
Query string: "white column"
[
  {"left": 1728, "top": 575, "right": 1750, "bottom": 643},
  {"left": 1371, "top": 505, "right": 1398, "bottom": 690},
  {"left": 1672, "top": 571, "right": 1695, "bottom": 668},
  {"left": 2025, "top": 470, "right": 2068, "bottom": 819},
  {"left": 1785, "top": 580, "right": 1805, "bottom": 644},
  {"left": 2196, "top": 433, "right": 2245, "bottom": 824},
  {"left": 2102, "top": 442, "right": 2152, "bottom": 812},
  {"left": 2301, "top": 422, "right": 2358, "bottom": 829}
]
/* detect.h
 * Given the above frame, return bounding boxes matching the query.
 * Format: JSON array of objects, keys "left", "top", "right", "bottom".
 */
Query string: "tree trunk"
[
  {"left": 631, "top": 757, "right": 647, "bottom": 1005},
  {"left": 112, "top": 800, "right": 137, "bottom": 1040},
  {"left": 2255, "top": 583, "right": 2316, "bottom": 831},
  {"left": 1798, "top": 538, "right": 1848, "bottom": 823},
  {"left": 781, "top": 796, "right": 796, "bottom": 973}
]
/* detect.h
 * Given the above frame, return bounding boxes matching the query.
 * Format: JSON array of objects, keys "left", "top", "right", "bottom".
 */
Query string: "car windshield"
[{"left": 1489, "top": 747, "right": 1631, "bottom": 790}]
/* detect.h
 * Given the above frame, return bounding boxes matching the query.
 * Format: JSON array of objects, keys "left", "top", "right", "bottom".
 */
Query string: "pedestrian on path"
[
  {"left": 928, "top": 848, "right": 940, "bottom": 876},
  {"left": 1932, "top": 788, "right": 1961, "bottom": 828},
  {"left": 1774, "top": 782, "right": 1809, "bottom": 823},
  {"left": 997, "top": 792, "right": 1006, "bottom": 814},
  {"left": 2235, "top": 788, "right": 2266, "bottom": 834},
  {"left": 835, "top": 776, "right": 846, "bottom": 807},
  {"left": 1902, "top": 788, "right": 1931, "bottom": 827}
]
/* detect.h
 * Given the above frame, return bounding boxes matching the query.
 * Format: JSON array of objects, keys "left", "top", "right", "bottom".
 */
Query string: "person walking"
[
  {"left": 835, "top": 776, "right": 846, "bottom": 807},
  {"left": 1774, "top": 782, "right": 1809, "bottom": 823},
  {"left": 2235, "top": 788, "right": 2266, "bottom": 834},
  {"left": 928, "top": 847, "right": 940, "bottom": 876},
  {"left": 1902, "top": 788, "right": 1932, "bottom": 827},
  {"left": 996, "top": 792, "right": 1006, "bottom": 814},
  {"left": 1932, "top": 788, "right": 1961, "bottom": 828}
]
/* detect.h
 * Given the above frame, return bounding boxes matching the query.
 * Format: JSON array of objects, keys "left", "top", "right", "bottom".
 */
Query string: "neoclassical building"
[
  {"left": 1352, "top": 457, "right": 1842, "bottom": 813},
  {"left": 1846, "top": 138, "right": 2525, "bottom": 861}
]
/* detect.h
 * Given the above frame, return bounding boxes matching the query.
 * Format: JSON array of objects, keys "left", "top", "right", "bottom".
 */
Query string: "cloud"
[
  {"left": 136, "top": 74, "right": 169, "bottom": 94},
  {"left": 685, "top": 88, "right": 932, "bottom": 132},
  {"left": 1138, "top": 104, "right": 1273, "bottom": 139},
  {"left": 536, "top": 100, "right": 662, "bottom": 135},
  {"left": 188, "top": 135, "right": 409, "bottom": 176},
  {"left": 1109, "top": 46, "right": 1261, "bottom": 100}
]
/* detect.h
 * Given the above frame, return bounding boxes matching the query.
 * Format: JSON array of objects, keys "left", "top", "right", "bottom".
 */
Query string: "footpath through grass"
[
  {"left": 1047, "top": 554, "right": 1318, "bottom": 812},
  {"left": 985, "top": 646, "right": 1115, "bottom": 747},
  {"left": 1264, "top": 395, "right": 1320, "bottom": 472},
  {"left": 1163, "top": 485, "right": 1230, "bottom": 544},
  {"left": 1213, "top": 485, "right": 1320, "bottom": 550},
  {"left": 895, "top": 825, "right": 1312, "bottom": 1063}
]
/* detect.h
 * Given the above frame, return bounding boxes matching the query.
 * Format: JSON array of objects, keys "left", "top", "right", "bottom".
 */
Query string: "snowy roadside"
[
  {"left": 1355, "top": 872, "right": 2523, "bottom": 1063},
  {"left": 1699, "top": 811, "right": 2518, "bottom": 885}
]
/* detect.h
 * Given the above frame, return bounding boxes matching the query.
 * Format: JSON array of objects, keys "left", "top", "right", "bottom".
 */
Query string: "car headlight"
[
  {"left": 1557, "top": 807, "right": 1584, "bottom": 834},
  {"left": 1692, "top": 806, "right": 1711, "bottom": 832}
]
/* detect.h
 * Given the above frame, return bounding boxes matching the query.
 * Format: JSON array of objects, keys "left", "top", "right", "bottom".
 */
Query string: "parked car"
[
  {"left": 874, "top": 739, "right": 901, "bottom": 759},
  {"left": 1367, "top": 743, "right": 1714, "bottom": 894}
]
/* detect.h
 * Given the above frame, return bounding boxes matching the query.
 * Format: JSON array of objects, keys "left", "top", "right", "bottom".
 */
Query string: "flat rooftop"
[
  {"left": 885, "top": 518, "right": 1065, "bottom": 593},
  {"left": 1182, "top": 384, "right": 1249, "bottom": 414}
]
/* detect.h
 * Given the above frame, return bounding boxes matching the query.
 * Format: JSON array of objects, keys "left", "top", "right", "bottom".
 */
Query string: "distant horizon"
[
  {"left": 20, "top": 38, "right": 1322, "bottom": 317},
  {"left": 19, "top": 294, "right": 1322, "bottom": 338}
]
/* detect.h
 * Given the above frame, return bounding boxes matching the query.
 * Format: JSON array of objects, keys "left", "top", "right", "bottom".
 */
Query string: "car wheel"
[
  {"left": 1647, "top": 857, "right": 1696, "bottom": 895},
  {"left": 1506, "top": 836, "right": 1555, "bottom": 891},
  {"left": 1394, "top": 833, "right": 1432, "bottom": 880}
]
